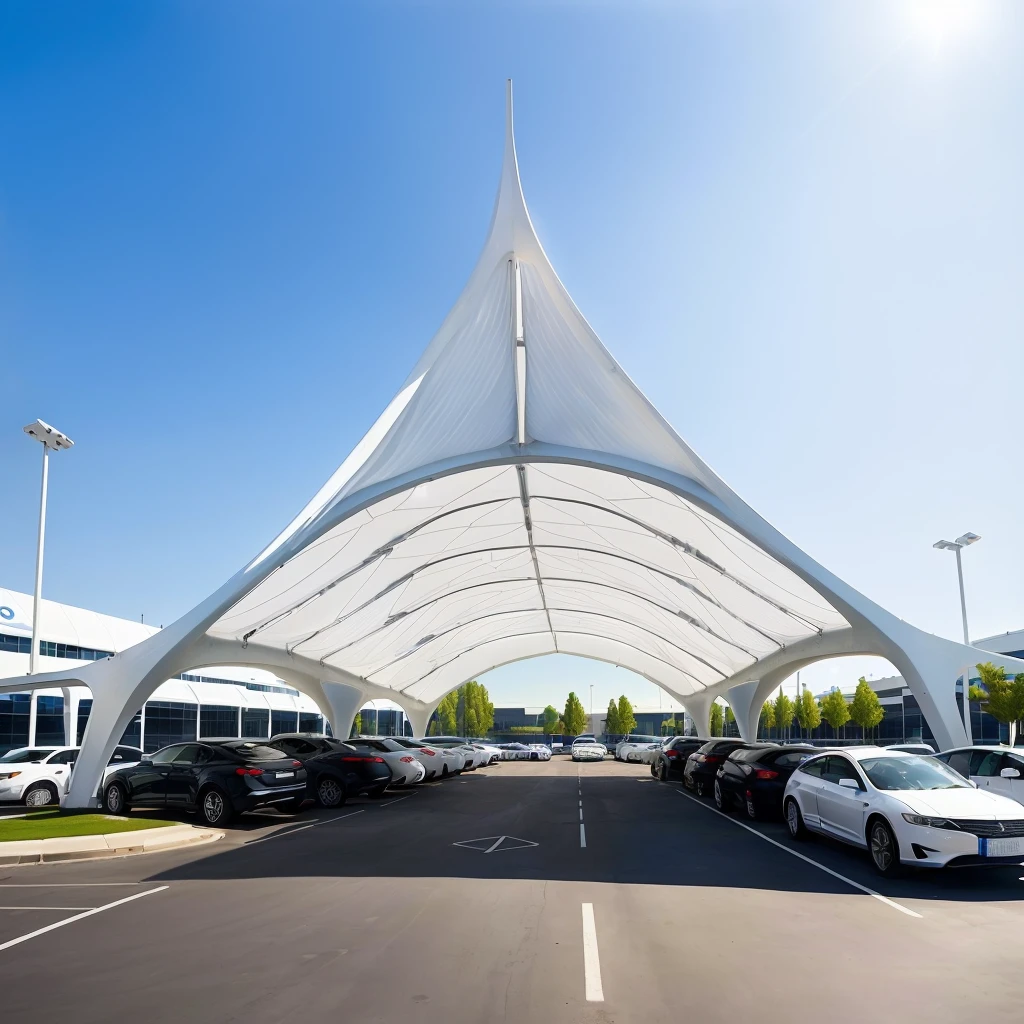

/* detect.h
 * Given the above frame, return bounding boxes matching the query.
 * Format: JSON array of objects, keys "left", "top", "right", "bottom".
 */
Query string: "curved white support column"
[
  {"left": 725, "top": 680, "right": 762, "bottom": 741},
  {"left": 321, "top": 680, "right": 366, "bottom": 739},
  {"left": 404, "top": 704, "right": 436, "bottom": 740},
  {"left": 681, "top": 692, "right": 713, "bottom": 740}
]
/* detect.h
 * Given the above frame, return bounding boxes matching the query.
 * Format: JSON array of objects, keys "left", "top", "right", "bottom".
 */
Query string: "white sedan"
[
  {"left": 0, "top": 745, "right": 143, "bottom": 807},
  {"left": 390, "top": 738, "right": 460, "bottom": 779},
  {"left": 344, "top": 738, "right": 427, "bottom": 787},
  {"left": 615, "top": 736, "right": 661, "bottom": 762},
  {"left": 497, "top": 743, "right": 552, "bottom": 761},
  {"left": 572, "top": 741, "right": 607, "bottom": 762},
  {"left": 783, "top": 746, "right": 1024, "bottom": 875},
  {"left": 471, "top": 742, "right": 502, "bottom": 766}
]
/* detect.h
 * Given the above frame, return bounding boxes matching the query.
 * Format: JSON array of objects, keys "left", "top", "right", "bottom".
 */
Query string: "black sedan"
[
  {"left": 649, "top": 737, "right": 704, "bottom": 782},
  {"left": 102, "top": 740, "right": 308, "bottom": 826},
  {"left": 714, "top": 744, "right": 817, "bottom": 819},
  {"left": 267, "top": 734, "right": 392, "bottom": 807},
  {"left": 683, "top": 739, "right": 756, "bottom": 797}
]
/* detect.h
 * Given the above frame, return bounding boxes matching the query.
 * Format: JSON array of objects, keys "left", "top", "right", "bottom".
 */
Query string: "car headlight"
[
  {"left": 0, "top": 771, "right": 22, "bottom": 781},
  {"left": 901, "top": 813, "right": 956, "bottom": 829}
]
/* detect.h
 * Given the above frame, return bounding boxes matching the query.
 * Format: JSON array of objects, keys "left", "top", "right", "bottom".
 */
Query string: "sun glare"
[{"left": 900, "top": 0, "right": 989, "bottom": 56}]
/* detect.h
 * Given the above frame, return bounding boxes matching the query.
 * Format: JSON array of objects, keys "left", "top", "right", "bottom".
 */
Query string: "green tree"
[
  {"left": 724, "top": 705, "right": 735, "bottom": 735},
  {"left": 351, "top": 712, "right": 362, "bottom": 736},
  {"left": 759, "top": 700, "right": 776, "bottom": 739},
  {"left": 772, "top": 689, "right": 795, "bottom": 742},
  {"left": 794, "top": 688, "right": 821, "bottom": 738},
  {"left": 563, "top": 692, "right": 588, "bottom": 736},
  {"left": 849, "top": 677, "right": 885, "bottom": 742},
  {"left": 605, "top": 699, "right": 621, "bottom": 736},
  {"left": 819, "top": 689, "right": 851, "bottom": 736},
  {"left": 617, "top": 695, "right": 637, "bottom": 736},
  {"left": 509, "top": 725, "right": 544, "bottom": 734},
  {"left": 457, "top": 680, "right": 494, "bottom": 736},
  {"left": 436, "top": 691, "right": 458, "bottom": 735},
  {"left": 970, "top": 662, "right": 1024, "bottom": 745},
  {"left": 555, "top": 717, "right": 566, "bottom": 733},
  {"left": 542, "top": 705, "right": 560, "bottom": 734},
  {"left": 709, "top": 702, "right": 724, "bottom": 737}
]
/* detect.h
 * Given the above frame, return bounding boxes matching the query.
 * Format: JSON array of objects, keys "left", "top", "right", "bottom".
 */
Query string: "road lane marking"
[
  {"left": 580, "top": 823, "right": 587, "bottom": 847},
  {"left": 581, "top": 903, "right": 604, "bottom": 1001},
  {"left": 674, "top": 789, "right": 922, "bottom": 919},
  {"left": 0, "top": 906, "right": 98, "bottom": 911},
  {"left": 379, "top": 794, "right": 416, "bottom": 807},
  {"left": 247, "top": 809, "right": 365, "bottom": 843},
  {"left": 0, "top": 886, "right": 168, "bottom": 954},
  {"left": 579, "top": 807, "right": 583, "bottom": 820}
]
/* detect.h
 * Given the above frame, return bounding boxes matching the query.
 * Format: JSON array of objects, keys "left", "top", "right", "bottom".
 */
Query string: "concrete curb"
[{"left": 0, "top": 823, "right": 224, "bottom": 866}]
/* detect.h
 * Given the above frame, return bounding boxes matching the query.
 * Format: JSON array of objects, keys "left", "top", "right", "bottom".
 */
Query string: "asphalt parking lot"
[{"left": 1, "top": 758, "right": 1024, "bottom": 1023}]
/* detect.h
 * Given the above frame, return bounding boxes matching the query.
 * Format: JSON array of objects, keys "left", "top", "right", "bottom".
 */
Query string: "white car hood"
[{"left": 893, "top": 787, "right": 1024, "bottom": 819}]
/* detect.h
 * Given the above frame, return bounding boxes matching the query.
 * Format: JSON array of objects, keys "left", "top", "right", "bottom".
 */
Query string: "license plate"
[
  {"left": 275, "top": 771, "right": 294, "bottom": 779},
  {"left": 981, "top": 837, "right": 1024, "bottom": 857}
]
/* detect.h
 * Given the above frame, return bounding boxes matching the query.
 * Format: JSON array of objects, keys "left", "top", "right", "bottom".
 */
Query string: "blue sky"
[{"left": 2, "top": 1, "right": 1022, "bottom": 711}]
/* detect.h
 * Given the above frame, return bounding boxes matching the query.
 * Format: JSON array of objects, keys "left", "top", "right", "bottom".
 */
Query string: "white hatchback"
[
  {"left": 784, "top": 746, "right": 1024, "bottom": 875},
  {"left": 0, "top": 745, "right": 144, "bottom": 807}
]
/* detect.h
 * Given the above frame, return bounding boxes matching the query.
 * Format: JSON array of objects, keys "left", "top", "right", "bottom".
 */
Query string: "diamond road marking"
[{"left": 452, "top": 835, "right": 539, "bottom": 854}]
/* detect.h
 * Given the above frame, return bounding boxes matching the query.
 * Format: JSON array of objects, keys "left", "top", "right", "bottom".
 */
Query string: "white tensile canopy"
[
  {"left": 205, "top": 83, "right": 847, "bottom": 709},
  {"left": 5, "top": 82, "right": 1016, "bottom": 807}
]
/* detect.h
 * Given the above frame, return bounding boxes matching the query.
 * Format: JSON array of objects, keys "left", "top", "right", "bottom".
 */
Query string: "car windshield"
[
  {"left": 221, "top": 742, "right": 290, "bottom": 761},
  {"left": 0, "top": 748, "right": 53, "bottom": 763},
  {"left": 860, "top": 756, "right": 969, "bottom": 791}
]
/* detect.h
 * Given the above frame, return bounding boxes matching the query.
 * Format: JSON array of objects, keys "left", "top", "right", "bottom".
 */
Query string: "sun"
[{"left": 900, "top": 0, "right": 989, "bottom": 56}]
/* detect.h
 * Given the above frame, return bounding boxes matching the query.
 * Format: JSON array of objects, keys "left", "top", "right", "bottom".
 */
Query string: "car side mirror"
[
  {"left": 838, "top": 778, "right": 860, "bottom": 790},
  {"left": 1000, "top": 767, "right": 1021, "bottom": 779}
]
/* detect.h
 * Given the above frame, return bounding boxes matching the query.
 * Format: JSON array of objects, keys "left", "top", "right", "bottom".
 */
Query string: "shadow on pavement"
[{"left": 142, "top": 771, "right": 1024, "bottom": 904}]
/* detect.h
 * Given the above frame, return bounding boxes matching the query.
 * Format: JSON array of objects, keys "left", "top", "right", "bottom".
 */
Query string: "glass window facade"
[
  {"left": 38, "top": 640, "right": 112, "bottom": 661},
  {"left": 143, "top": 701, "right": 197, "bottom": 753},
  {"left": 298, "top": 712, "right": 323, "bottom": 734},
  {"left": 242, "top": 708, "right": 269, "bottom": 738},
  {"left": 0, "top": 693, "right": 30, "bottom": 754},
  {"left": 35, "top": 695, "right": 65, "bottom": 745},
  {"left": 271, "top": 711, "right": 298, "bottom": 736},
  {"left": 121, "top": 710, "right": 143, "bottom": 748},
  {"left": 200, "top": 705, "right": 239, "bottom": 738},
  {"left": 0, "top": 632, "right": 32, "bottom": 655}
]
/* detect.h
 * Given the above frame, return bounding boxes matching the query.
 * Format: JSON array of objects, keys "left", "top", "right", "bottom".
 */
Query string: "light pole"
[
  {"left": 934, "top": 532, "right": 980, "bottom": 743},
  {"left": 23, "top": 420, "right": 74, "bottom": 676}
]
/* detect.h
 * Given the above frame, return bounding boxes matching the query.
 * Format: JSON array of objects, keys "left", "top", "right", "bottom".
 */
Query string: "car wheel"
[
  {"left": 745, "top": 794, "right": 759, "bottom": 821},
  {"left": 316, "top": 776, "right": 346, "bottom": 808},
  {"left": 868, "top": 818, "right": 902, "bottom": 876},
  {"left": 23, "top": 782, "right": 59, "bottom": 808},
  {"left": 785, "top": 798, "right": 807, "bottom": 840},
  {"left": 714, "top": 779, "right": 730, "bottom": 812},
  {"left": 102, "top": 781, "right": 130, "bottom": 816},
  {"left": 695, "top": 778, "right": 707, "bottom": 798},
  {"left": 199, "top": 786, "right": 233, "bottom": 827},
  {"left": 657, "top": 762, "right": 667, "bottom": 782}
]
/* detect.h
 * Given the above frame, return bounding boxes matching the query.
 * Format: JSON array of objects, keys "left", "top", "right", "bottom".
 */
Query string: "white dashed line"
[
  {"left": 580, "top": 823, "right": 587, "bottom": 847},
  {"left": 674, "top": 788, "right": 922, "bottom": 919},
  {"left": 581, "top": 902, "right": 604, "bottom": 1001}
]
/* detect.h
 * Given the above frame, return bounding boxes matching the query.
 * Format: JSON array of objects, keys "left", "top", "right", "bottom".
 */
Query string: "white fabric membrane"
[
  {"left": 210, "top": 462, "right": 846, "bottom": 704},
  {"left": 210, "top": 84, "right": 848, "bottom": 707}
]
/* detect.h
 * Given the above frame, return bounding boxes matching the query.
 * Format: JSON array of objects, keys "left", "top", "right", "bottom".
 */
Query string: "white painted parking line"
[
  {"left": 379, "top": 794, "right": 416, "bottom": 807},
  {"left": 579, "top": 807, "right": 583, "bottom": 821},
  {"left": 247, "top": 809, "right": 365, "bottom": 844},
  {"left": 674, "top": 789, "right": 922, "bottom": 919},
  {"left": 0, "top": 906, "right": 97, "bottom": 911},
  {"left": 579, "top": 823, "right": 587, "bottom": 848},
  {"left": 0, "top": 886, "right": 168, "bottom": 954},
  {"left": 581, "top": 903, "right": 604, "bottom": 1001}
]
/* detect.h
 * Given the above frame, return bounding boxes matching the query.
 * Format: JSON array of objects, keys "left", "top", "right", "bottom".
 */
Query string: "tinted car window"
[
  {"left": 0, "top": 749, "right": 54, "bottom": 763},
  {"left": 47, "top": 749, "right": 79, "bottom": 765},
  {"left": 112, "top": 746, "right": 143, "bottom": 763},
  {"left": 942, "top": 750, "right": 973, "bottom": 778},
  {"left": 798, "top": 757, "right": 826, "bottom": 777},
  {"left": 771, "top": 751, "right": 816, "bottom": 768},
  {"left": 171, "top": 745, "right": 204, "bottom": 764},
  {"left": 968, "top": 750, "right": 992, "bottom": 775},
  {"left": 150, "top": 745, "right": 185, "bottom": 764},
  {"left": 976, "top": 752, "right": 1008, "bottom": 777},
  {"left": 822, "top": 757, "right": 862, "bottom": 785},
  {"left": 220, "top": 742, "right": 290, "bottom": 761}
]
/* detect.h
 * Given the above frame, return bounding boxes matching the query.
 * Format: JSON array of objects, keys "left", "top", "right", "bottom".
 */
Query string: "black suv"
[
  {"left": 649, "top": 736, "right": 704, "bottom": 782},
  {"left": 102, "top": 740, "right": 308, "bottom": 826},
  {"left": 267, "top": 734, "right": 392, "bottom": 807},
  {"left": 714, "top": 744, "right": 816, "bottom": 819},
  {"left": 683, "top": 739, "right": 755, "bottom": 797}
]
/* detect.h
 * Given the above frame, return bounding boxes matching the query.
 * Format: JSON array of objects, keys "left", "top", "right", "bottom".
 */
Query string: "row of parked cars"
[
  {"left": 646, "top": 735, "right": 1024, "bottom": 876},
  {"left": 0, "top": 734, "right": 510, "bottom": 824}
]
